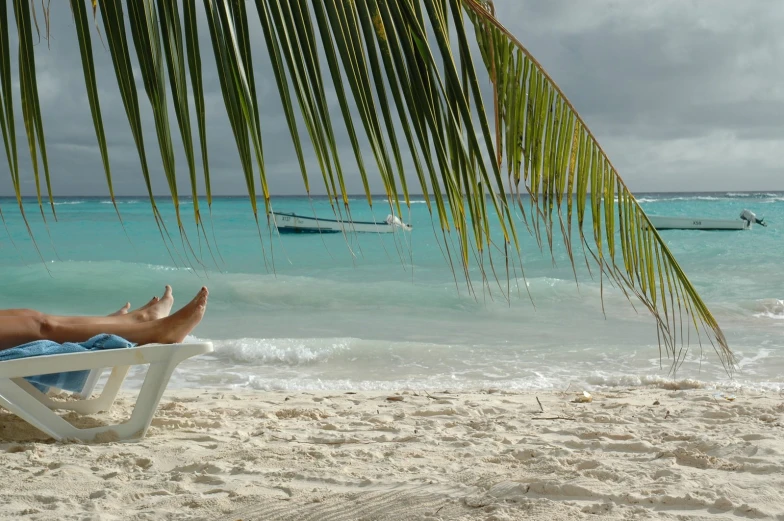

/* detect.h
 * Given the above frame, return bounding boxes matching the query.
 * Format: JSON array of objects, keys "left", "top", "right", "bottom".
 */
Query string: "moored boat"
[
  {"left": 647, "top": 216, "right": 749, "bottom": 230},
  {"left": 270, "top": 211, "right": 412, "bottom": 234},
  {"left": 646, "top": 209, "right": 766, "bottom": 231}
]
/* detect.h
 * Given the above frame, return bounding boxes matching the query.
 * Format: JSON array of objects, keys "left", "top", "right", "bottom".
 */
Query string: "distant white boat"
[
  {"left": 647, "top": 209, "right": 765, "bottom": 231},
  {"left": 647, "top": 216, "right": 748, "bottom": 230},
  {"left": 270, "top": 211, "right": 412, "bottom": 234}
]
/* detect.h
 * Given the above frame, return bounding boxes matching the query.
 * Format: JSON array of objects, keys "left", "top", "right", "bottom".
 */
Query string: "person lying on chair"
[{"left": 0, "top": 285, "right": 208, "bottom": 352}]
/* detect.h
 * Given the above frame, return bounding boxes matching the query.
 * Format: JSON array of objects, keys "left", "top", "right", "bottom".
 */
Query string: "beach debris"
[
  {"left": 536, "top": 396, "right": 544, "bottom": 413},
  {"left": 664, "top": 410, "right": 671, "bottom": 419},
  {"left": 531, "top": 416, "right": 576, "bottom": 421},
  {"left": 653, "top": 400, "right": 660, "bottom": 405},
  {"left": 386, "top": 396, "right": 404, "bottom": 402},
  {"left": 713, "top": 392, "right": 736, "bottom": 402},
  {"left": 573, "top": 391, "right": 592, "bottom": 403}
]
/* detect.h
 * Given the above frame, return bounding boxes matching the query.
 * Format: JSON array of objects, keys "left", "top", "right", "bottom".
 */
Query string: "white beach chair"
[{"left": 0, "top": 342, "right": 213, "bottom": 442}]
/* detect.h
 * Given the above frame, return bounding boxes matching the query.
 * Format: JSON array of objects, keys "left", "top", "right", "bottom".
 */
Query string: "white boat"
[
  {"left": 647, "top": 216, "right": 749, "bottom": 230},
  {"left": 646, "top": 209, "right": 765, "bottom": 231},
  {"left": 270, "top": 211, "right": 412, "bottom": 234}
]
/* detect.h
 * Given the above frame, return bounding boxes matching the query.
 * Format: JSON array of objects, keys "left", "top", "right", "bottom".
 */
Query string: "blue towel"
[{"left": 0, "top": 334, "right": 135, "bottom": 393}]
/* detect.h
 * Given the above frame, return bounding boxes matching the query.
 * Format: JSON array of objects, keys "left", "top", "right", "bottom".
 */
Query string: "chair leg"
[
  {"left": 57, "top": 365, "right": 130, "bottom": 414},
  {"left": 0, "top": 379, "right": 81, "bottom": 441},
  {"left": 0, "top": 343, "right": 212, "bottom": 442},
  {"left": 122, "top": 359, "right": 179, "bottom": 438},
  {"left": 0, "top": 359, "right": 179, "bottom": 442},
  {"left": 76, "top": 368, "right": 105, "bottom": 399},
  {"left": 11, "top": 365, "right": 130, "bottom": 415}
]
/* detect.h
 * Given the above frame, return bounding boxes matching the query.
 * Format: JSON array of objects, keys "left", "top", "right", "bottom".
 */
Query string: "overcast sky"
[{"left": 1, "top": 0, "right": 782, "bottom": 197}]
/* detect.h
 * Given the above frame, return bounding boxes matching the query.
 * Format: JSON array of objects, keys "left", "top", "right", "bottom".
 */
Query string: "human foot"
[
  {"left": 137, "top": 296, "right": 160, "bottom": 311},
  {"left": 110, "top": 294, "right": 162, "bottom": 318},
  {"left": 108, "top": 302, "right": 131, "bottom": 316},
  {"left": 132, "top": 286, "right": 174, "bottom": 322},
  {"left": 155, "top": 287, "right": 208, "bottom": 344}
]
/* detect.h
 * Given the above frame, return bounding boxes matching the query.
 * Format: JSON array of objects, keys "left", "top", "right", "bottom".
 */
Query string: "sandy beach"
[{"left": 1, "top": 386, "right": 782, "bottom": 520}]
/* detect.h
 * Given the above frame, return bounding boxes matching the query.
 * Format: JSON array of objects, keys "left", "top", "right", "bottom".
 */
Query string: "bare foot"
[
  {"left": 108, "top": 302, "right": 131, "bottom": 316},
  {"left": 156, "top": 287, "right": 208, "bottom": 344},
  {"left": 132, "top": 286, "right": 174, "bottom": 322},
  {"left": 137, "top": 296, "right": 159, "bottom": 311},
  {"left": 113, "top": 296, "right": 159, "bottom": 319}
]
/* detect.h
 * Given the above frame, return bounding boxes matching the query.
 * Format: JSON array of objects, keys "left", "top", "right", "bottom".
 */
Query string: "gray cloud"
[
  {"left": 492, "top": 0, "right": 784, "bottom": 191},
  {"left": 1, "top": 1, "right": 781, "bottom": 198}
]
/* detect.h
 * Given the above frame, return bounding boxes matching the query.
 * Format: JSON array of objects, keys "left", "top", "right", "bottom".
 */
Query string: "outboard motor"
[
  {"left": 386, "top": 214, "right": 413, "bottom": 231},
  {"left": 740, "top": 209, "right": 767, "bottom": 228}
]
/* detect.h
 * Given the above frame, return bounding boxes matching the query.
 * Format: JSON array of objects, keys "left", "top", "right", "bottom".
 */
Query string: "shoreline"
[{"left": 1, "top": 386, "right": 782, "bottom": 520}]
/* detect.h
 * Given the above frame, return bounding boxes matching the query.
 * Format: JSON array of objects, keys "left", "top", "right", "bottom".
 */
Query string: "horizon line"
[{"left": 4, "top": 189, "right": 784, "bottom": 199}]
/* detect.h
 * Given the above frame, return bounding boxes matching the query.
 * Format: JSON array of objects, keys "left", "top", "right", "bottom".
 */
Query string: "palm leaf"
[
  {"left": 182, "top": 0, "right": 212, "bottom": 210},
  {"left": 70, "top": 0, "right": 124, "bottom": 224},
  {"left": 0, "top": 0, "right": 734, "bottom": 373},
  {"left": 95, "top": 0, "right": 184, "bottom": 266},
  {"left": 13, "top": 0, "right": 55, "bottom": 221},
  {"left": 464, "top": 0, "right": 732, "bottom": 371}
]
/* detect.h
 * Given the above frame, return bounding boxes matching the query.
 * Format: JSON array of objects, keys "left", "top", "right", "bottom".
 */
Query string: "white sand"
[{"left": 1, "top": 386, "right": 783, "bottom": 520}]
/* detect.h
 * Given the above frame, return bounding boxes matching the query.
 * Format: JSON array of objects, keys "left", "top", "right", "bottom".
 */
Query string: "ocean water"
[{"left": 1, "top": 192, "right": 782, "bottom": 392}]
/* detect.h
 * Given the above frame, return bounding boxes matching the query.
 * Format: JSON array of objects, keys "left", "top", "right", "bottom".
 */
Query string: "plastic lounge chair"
[{"left": 0, "top": 342, "right": 213, "bottom": 442}]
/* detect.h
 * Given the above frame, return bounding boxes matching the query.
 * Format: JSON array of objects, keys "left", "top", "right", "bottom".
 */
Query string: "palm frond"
[
  {"left": 70, "top": 0, "right": 123, "bottom": 223},
  {"left": 14, "top": 0, "right": 55, "bottom": 221},
  {"left": 464, "top": 0, "right": 733, "bottom": 371},
  {"left": 0, "top": 0, "right": 734, "bottom": 372}
]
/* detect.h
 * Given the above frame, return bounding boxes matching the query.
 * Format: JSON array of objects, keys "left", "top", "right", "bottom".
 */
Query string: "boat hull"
[
  {"left": 647, "top": 216, "right": 749, "bottom": 231},
  {"left": 271, "top": 212, "right": 411, "bottom": 234}
]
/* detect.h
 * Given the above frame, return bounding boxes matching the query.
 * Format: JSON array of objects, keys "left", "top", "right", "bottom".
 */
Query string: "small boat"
[
  {"left": 647, "top": 216, "right": 748, "bottom": 230},
  {"left": 270, "top": 211, "right": 412, "bottom": 234},
  {"left": 647, "top": 209, "right": 765, "bottom": 231}
]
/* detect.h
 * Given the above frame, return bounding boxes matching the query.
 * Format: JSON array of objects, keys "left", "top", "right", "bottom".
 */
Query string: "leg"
[
  {"left": 0, "top": 309, "right": 42, "bottom": 317},
  {"left": 0, "top": 304, "right": 140, "bottom": 318},
  {"left": 0, "top": 288, "right": 208, "bottom": 351},
  {"left": 0, "top": 285, "right": 174, "bottom": 322},
  {"left": 0, "top": 314, "right": 49, "bottom": 351},
  {"left": 0, "top": 286, "right": 175, "bottom": 325}
]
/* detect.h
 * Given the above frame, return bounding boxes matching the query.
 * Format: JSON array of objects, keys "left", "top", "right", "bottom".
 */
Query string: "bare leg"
[
  {"left": 0, "top": 309, "right": 47, "bottom": 318},
  {"left": 0, "top": 285, "right": 172, "bottom": 321},
  {"left": 0, "top": 286, "right": 175, "bottom": 327},
  {"left": 0, "top": 307, "right": 135, "bottom": 318},
  {"left": 0, "top": 288, "right": 208, "bottom": 351},
  {"left": 0, "top": 305, "right": 138, "bottom": 318}
]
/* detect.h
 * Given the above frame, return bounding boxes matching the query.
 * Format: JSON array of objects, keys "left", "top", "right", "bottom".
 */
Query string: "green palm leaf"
[
  {"left": 465, "top": 0, "right": 732, "bottom": 371},
  {"left": 0, "top": 0, "right": 734, "bottom": 373}
]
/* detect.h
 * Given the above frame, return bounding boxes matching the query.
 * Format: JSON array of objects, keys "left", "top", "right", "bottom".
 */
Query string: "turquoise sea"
[{"left": 1, "top": 192, "right": 782, "bottom": 392}]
